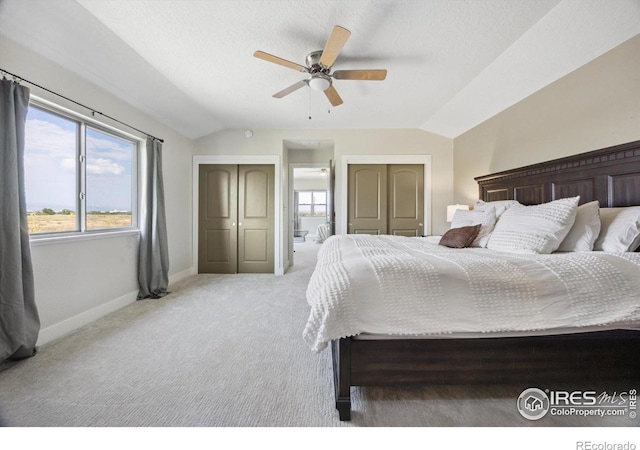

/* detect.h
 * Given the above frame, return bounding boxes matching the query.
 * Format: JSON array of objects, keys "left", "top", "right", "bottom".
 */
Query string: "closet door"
[
  {"left": 238, "top": 165, "right": 275, "bottom": 273},
  {"left": 388, "top": 164, "right": 424, "bottom": 236},
  {"left": 348, "top": 164, "right": 387, "bottom": 234},
  {"left": 198, "top": 165, "right": 238, "bottom": 274}
]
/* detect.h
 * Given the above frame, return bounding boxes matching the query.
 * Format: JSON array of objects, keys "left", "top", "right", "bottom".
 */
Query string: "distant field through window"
[{"left": 24, "top": 103, "right": 137, "bottom": 235}]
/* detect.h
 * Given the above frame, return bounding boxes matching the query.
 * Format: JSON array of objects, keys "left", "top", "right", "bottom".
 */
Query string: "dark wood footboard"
[{"left": 331, "top": 330, "right": 640, "bottom": 421}]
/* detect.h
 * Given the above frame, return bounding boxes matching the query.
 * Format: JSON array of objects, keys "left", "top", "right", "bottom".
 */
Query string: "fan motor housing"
[{"left": 306, "top": 50, "right": 331, "bottom": 73}]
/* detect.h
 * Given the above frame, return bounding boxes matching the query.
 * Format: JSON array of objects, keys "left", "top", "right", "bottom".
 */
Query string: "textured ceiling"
[{"left": 0, "top": 0, "right": 638, "bottom": 139}]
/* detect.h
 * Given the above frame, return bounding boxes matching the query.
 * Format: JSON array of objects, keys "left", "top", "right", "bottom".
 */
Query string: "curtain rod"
[{"left": 1, "top": 68, "right": 164, "bottom": 143}]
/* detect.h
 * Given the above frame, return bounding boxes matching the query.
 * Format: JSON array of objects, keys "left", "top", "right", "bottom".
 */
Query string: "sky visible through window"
[
  {"left": 24, "top": 106, "right": 133, "bottom": 213},
  {"left": 86, "top": 127, "right": 133, "bottom": 213}
]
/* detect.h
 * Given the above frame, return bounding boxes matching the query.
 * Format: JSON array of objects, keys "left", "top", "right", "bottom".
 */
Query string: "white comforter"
[{"left": 303, "top": 234, "right": 640, "bottom": 352}]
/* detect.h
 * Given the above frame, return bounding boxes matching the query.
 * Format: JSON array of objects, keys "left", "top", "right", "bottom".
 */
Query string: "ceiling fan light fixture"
[{"left": 307, "top": 74, "right": 331, "bottom": 92}]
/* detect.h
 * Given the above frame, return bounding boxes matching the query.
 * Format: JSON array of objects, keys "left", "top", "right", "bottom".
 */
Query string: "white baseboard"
[
  {"left": 37, "top": 289, "right": 138, "bottom": 346},
  {"left": 37, "top": 266, "right": 196, "bottom": 347},
  {"left": 169, "top": 266, "right": 196, "bottom": 285}
]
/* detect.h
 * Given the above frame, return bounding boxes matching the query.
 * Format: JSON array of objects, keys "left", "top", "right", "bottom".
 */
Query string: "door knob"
[
  {"left": 419, "top": 223, "right": 423, "bottom": 226},
  {"left": 232, "top": 222, "right": 236, "bottom": 226},
  {"left": 239, "top": 222, "right": 242, "bottom": 226}
]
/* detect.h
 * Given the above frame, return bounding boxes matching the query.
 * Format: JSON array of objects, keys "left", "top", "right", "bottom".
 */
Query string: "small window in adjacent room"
[
  {"left": 24, "top": 102, "right": 138, "bottom": 236},
  {"left": 296, "top": 190, "right": 327, "bottom": 217},
  {"left": 312, "top": 191, "right": 327, "bottom": 217}
]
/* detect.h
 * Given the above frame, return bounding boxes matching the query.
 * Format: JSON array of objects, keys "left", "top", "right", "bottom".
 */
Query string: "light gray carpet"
[{"left": 0, "top": 241, "right": 636, "bottom": 427}]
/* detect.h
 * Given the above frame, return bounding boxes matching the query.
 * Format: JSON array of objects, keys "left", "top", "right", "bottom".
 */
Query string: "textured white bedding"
[{"left": 303, "top": 234, "right": 640, "bottom": 352}]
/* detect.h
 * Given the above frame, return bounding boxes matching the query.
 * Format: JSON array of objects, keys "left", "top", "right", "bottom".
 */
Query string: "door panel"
[
  {"left": 205, "top": 230, "right": 231, "bottom": 262},
  {"left": 242, "top": 229, "right": 269, "bottom": 261},
  {"left": 243, "top": 169, "right": 269, "bottom": 217},
  {"left": 388, "top": 164, "right": 424, "bottom": 237},
  {"left": 238, "top": 165, "right": 274, "bottom": 273},
  {"left": 348, "top": 164, "right": 387, "bottom": 235},
  {"left": 199, "top": 165, "right": 238, "bottom": 273}
]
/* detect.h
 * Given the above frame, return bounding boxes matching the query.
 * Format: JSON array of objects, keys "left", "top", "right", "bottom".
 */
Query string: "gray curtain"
[
  {"left": 137, "top": 138, "right": 169, "bottom": 299},
  {"left": 0, "top": 78, "right": 40, "bottom": 364}
]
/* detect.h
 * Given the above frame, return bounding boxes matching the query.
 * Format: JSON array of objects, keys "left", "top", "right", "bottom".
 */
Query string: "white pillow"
[
  {"left": 593, "top": 207, "right": 640, "bottom": 252},
  {"left": 557, "top": 201, "right": 601, "bottom": 252},
  {"left": 487, "top": 196, "right": 580, "bottom": 254},
  {"left": 451, "top": 206, "right": 497, "bottom": 247},
  {"left": 473, "top": 199, "right": 520, "bottom": 217}
]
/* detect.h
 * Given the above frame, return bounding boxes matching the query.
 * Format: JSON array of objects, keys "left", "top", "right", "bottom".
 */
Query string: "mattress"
[{"left": 303, "top": 234, "right": 640, "bottom": 352}]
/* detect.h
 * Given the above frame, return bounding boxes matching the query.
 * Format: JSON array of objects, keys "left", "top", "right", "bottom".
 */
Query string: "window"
[
  {"left": 24, "top": 102, "right": 138, "bottom": 235},
  {"left": 296, "top": 190, "right": 327, "bottom": 217}
]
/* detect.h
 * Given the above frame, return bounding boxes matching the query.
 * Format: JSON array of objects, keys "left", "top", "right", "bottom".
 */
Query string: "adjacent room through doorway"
[{"left": 285, "top": 139, "right": 335, "bottom": 267}]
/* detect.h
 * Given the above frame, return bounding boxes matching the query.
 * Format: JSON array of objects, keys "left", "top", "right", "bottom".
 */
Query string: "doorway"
[
  {"left": 292, "top": 165, "right": 330, "bottom": 243},
  {"left": 285, "top": 140, "right": 335, "bottom": 268}
]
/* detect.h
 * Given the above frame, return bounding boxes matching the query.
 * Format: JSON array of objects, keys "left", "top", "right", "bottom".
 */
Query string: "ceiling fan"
[{"left": 253, "top": 25, "right": 387, "bottom": 107}]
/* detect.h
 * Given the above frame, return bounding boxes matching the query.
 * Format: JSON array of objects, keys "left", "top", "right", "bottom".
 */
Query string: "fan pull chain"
[{"left": 309, "top": 88, "right": 312, "bottom": 120}]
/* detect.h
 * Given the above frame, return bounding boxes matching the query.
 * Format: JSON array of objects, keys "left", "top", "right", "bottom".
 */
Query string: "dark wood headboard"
[{"left": 475, "top": 140, "right": 640, "bottom": 207}]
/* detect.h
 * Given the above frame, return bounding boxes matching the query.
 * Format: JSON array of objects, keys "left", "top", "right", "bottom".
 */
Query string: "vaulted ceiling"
[{"left": 1, "top": 0, "right": 638, "bottom": 139}]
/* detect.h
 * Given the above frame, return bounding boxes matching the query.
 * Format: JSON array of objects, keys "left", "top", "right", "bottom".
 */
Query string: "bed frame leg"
[{"left": 332, "top": 338, "right": 352, "bottom": 421}]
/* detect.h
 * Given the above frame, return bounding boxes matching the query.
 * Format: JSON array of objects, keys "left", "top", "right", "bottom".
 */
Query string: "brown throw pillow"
[{"left": 439, "top": 224, "right": 482, "bottom": 248}]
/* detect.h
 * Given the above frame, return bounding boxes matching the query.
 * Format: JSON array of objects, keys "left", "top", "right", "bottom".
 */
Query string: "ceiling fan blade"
[
  {"left": 324, "top": 85, "right": 343, "bottom": 107},
  {"left": 254, "top": 51, "right": 308, "bottom": 72},
  {"left": 273, "top": 80, "right": 307, "bottom": 98},
  {"left": 333, "top": 69, "right": 387, "bottom": 81},
  {"left": 319, "top": 26, "right": 351, "bottom": 68}
]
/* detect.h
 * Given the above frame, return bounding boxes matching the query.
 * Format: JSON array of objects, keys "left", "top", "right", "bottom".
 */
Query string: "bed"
[{"left": 305, "top": 139, "right": 640, "bottom": 421}]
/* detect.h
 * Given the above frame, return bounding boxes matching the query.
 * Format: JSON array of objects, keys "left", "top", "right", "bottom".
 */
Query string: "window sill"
[{"left": 29, "top": 229, "right": 140, "bottom": 247}]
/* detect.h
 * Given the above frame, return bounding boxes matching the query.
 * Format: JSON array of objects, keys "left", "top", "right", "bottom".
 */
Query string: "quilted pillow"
[
  {"left": 486, "top": 196, "right": 580, "bottom": 254},
  {"left": 450, "top": 206, "right": 497, "bottom": 247},
  {"left": 439, "top": 224, "right": 481, "bottom": 248},
  {"left": 557, "top": 200, "right": 601, "bottom": 252},
  {"left": 593, "top": 207, "right": 640, "bottom": 252}
]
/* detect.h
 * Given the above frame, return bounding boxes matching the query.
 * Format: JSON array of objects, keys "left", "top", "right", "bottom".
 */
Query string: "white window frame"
[{"left": 27, "top": 97, "right": 140, "bottom": 246}]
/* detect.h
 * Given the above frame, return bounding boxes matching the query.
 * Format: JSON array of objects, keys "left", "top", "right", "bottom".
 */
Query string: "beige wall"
[
  {"left": 288, "top": 147, "right": 334, "bottom": 164},
  {"left": 454, "top": 34, "right": 640, "bottom": 206}
]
